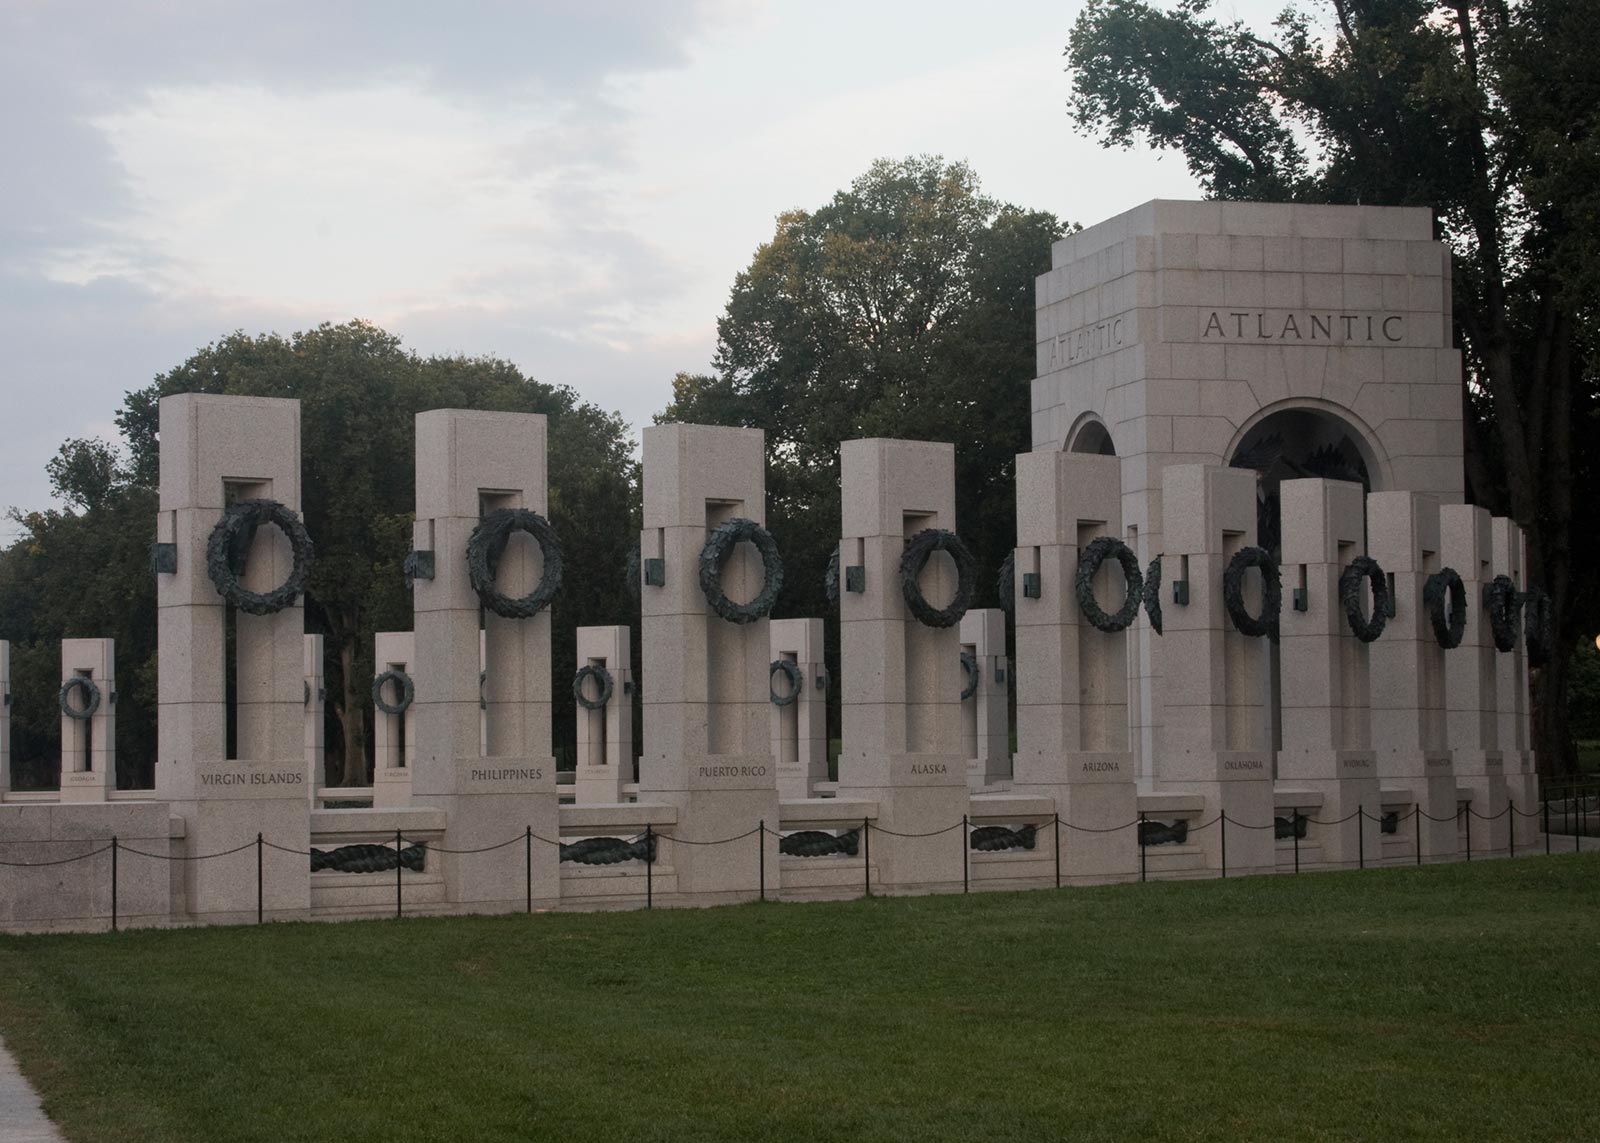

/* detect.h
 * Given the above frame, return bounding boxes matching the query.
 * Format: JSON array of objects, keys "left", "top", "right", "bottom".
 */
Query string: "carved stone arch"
[{"left": 1065, "top": 413, "right": 1116, "bottom": 457}]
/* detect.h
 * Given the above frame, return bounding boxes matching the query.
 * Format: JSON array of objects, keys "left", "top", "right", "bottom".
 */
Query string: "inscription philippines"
[
  {"left": 1202, "top": 311, "right": 1403, "bottom": 343},
  {"left": 470, "top": 766, "right": 545, "bottom": 781}
]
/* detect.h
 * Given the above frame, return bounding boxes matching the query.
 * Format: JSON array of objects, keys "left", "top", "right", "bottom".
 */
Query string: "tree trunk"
[{"left": 339, "top": 633, "right": 369, "bottom": 786}]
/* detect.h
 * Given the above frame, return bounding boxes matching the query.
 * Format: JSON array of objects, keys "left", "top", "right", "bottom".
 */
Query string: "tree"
[
  {"left": 2, "top": 320, "right": 636, "bottom": 789},
  {"left": 663, "top": 156, "right": 1063, "bottom": 613},
  {"left": 660, "top": 157, "right": 1062, "bottom": 746},
  {"left": 0, "top": 442, "right": 158, "bottom": 788},
  {"left": 1067, "top": 0, "right": 1599, "bottom": 775}
]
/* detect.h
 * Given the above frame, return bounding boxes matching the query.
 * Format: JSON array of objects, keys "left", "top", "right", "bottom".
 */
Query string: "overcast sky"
[{"left": 1, "top": 0, "right": 1287, "bottom": 527}]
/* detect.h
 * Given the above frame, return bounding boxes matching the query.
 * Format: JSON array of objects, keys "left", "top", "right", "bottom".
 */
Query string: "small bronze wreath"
[
  {"left": 466, "top": 508, "right": 563, "bottom": 619},
  {"left": 699, "top": 518, "right": 783, "bottom": 624},
  {"left": 1485, "top": 575, "right": 1520, "bottom": 652},
  {"left": 899, "top": 529, "right": 976, "bottom": 629},
  {"left": 205, "top": 498, "right": 315, "bottom": 615},
  {"left": 1338, "top": 555, "right": 1389, "bottom": 643},
  {"left": 573, "top": 664, "right": 614, "bottom": 711},
  {"left": 1423, "top": 568, "right": 1466, "bottom": 650},
  {"left": 1144, "top": 555, "right": 1164, "bottom": 635},
  {"left": 769, "top": 659, "right": 803, "bottom": 707},
  {"left": 372, "top": 669, "right": 414, "bottom": 715},
  {"left": 59, "top": 676, "right": 101, "bottom": 721},
  {"left": 1074, "top": 536, "right": 1144, "bottom": 633},
  {"left": 959, "top": 650, "right": 980, "bottom": 700},
  {"left": 1223, "top": 546, "right": 1281, "bottom": 640}
]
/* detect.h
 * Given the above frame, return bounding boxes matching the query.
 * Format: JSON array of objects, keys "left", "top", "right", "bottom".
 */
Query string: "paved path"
[{"left": 0, "top": 1033, "right": 66, "bottom": 1142}]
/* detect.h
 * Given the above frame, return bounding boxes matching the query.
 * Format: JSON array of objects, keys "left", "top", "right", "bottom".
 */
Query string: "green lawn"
[{"left": 1, "top": 857, "right": 1597, "bottom": 1143}]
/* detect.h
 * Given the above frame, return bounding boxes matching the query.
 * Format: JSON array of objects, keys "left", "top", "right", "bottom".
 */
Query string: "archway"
[
  {"left": 1225, "top": 403, "right": 1390, "bottom": 764},
  {"left": 1066, "top": 415, "right": 1116, "bottom": 456}
]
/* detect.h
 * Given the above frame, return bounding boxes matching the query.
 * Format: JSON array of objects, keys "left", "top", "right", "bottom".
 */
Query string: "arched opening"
[
  {"left": 1226, "top": 404, "right": 1388, "bottom": 769},
  {"left": 1067, "top": 417, "right": 1116, "bottom": 456}
]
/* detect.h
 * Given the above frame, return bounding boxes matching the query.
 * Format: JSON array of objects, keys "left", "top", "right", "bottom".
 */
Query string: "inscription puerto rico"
[{"left": 1202, "top": 311, "right": 1404, "bottom": 343}]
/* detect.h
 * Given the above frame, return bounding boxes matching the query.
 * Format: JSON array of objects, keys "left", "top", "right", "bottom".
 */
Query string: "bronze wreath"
[
  {"left": 58, "top": 676, "right": 101, "bottom": 721},
  {"left": 1223, "top": 546, "right": 1281, "bottom": 640},
  {"left": 769, "top": 659, "right": 803, "bottom": 707},
  {"left": 1144, "top": 556, "right": 1164, "bottom": 635},
  {"left": 205, "top": 498, "right": 315, "bottom": 615},
  {"left": 699, "top": 517, "right": 783, "bottom": 624},
  {"left": 959, "top": 650, "right": 980, "bottom": 701},
  {"left": 1075, "top": 536, "right": 1144, "bottom": 633},
  {"left": 466, "top": 508, "right": 563, "bottom": 619},
  {"left": 899, "top": 528, "right": 976, "bottom": 628},
  {"left": 573, "top": 664, "right": 614, "bottom": 711},
  {"left": 1423, "top": 568, "right": 1466, "bottom": 650},
  {"left": 1522, "top": 587, "right": 1553, "bottom": 666},
  {"left": 1337, "top": 555, "right": 1389, "bottom": 643},
  {"left": 1485, "top": 575, "right": 1520, "bottom": 652},
  {"left": 372, "top": 669, "right": 414, "bottom": 715}
]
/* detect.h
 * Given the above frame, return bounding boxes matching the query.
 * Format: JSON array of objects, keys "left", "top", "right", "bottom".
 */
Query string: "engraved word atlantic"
[{"left": 1202, "top": 311, "right": 1404, "bottom": 343}]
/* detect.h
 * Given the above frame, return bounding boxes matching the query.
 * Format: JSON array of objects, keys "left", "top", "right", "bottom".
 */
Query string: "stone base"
[
  {"left": 172, "top": 785, "right": 310, "bottom": 920},
  {"left": 1379, "top": 751, "right": 1457, "bottom": 860},
  {"left": 573, "top": 764, "right": 628, "bottom": 806},
  {"left": 1276, "top": 750, "right": 1383, "bottom": 869},
  {"left": 58, "top": 770, "right": 113, "bottom": 803},
  {"left": 1012, "top": 751, "right": 1138, "bottom": 880},
  {"left": 373, "top": 766, "right": 412, "bottom": 808},
  {"left": 638, "top": 753, "right": 780, "bottom": 898},
  {"left": 414, "top": 756, "right": 559, "bottom": 906},
  {"left": 1506, "top": 759, "right": 1539, "bottom": 847},
  {"left": 1156, "top": 750, "right": 1275, "bottom": 874},
  {"left": 1455, "top": 750, "right": 1510, "bottom": 854},
  {"left": 837, "top": 751, "right": 969, "bottom": 891}
]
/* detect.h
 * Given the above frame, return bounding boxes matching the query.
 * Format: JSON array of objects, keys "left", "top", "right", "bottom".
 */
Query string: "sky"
[{"left": 0, "top": 0, "right": 1285, "bottom": 530}]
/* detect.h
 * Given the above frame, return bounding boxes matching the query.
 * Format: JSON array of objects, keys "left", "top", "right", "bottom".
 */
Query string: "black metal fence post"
[
  {"left": 1138, "top": 813, "right": 1147, "bottom": 883},
  {"left": 1220, "top": 812, "right": 1228, "bottom": 879},
  {"left": 1464, "top": 805, "right": 1472, "bottom": 862},
  {"left": 110, "top": 835, "right": 119, "bottom": 932},
  {"left": 1544, "top": 797, "right": 1551, "bottom": 855},
  {"left": 1506, "top": 803, "right": 1514, "bottom": 860},
  {"left": 1053, "top": 814, "right": 1061, "bottom": 890},
  {"left": 256, "top": 832, "right": 264, "bottom": 924},
  {"left": 1414, "top": 805, "right": 1422, "bottom": 866},
  {"left": 525, "top": 826, "right": 532, "bottom": 914},
  {"left": 1357, "top": 805, "right": 1364, "bottom": 871},
  {"left": 395, "top": 828, "right": 403, "bottom": 919},
  {"left": 1293, "top": 811, "right": 1300, "bottom": 874},
  {"left": 645, "top": 824, "right": 653, "bottom": 910},
  {"left": 758, "top": 820, "right": 766, "bottom": 902},
  {"left": 961, "top": 814, "right": 969, "bottom": 894},
  {"left": 863, "top": 817, "right": 871, "bottom": 898}
]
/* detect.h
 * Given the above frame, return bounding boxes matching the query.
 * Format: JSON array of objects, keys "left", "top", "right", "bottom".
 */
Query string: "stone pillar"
[
  {"left": 1011, "top": 451, "right": 1138, "bottom": 879},
  {"left": 58, "top": 639, "right": 116, "bottom": 802},
  {"left": 1368, "top": 491, "right": 1456, "bottom": 860},
  {"left": 303, "top": 634, "right": 324, "bottom": 807},
  {"left": 1158, "top": 464, "right": 1274, "bottom": 874},
  {"left": 1277, "top": 479, "right": 1381, "bottom": 867},
  {"left": 1491, "top": 516, "right": 1537, "bottom": 846},
  {"left": 1440, "top": 505, "right": 1508, "bottom": 851},
  {"left": 637, "top": 423, "right": 779, "bottom": 900},
  {"left": 0, "top": 641, "right": 9, "bottom": 793},
  {"left": 155, "top": 394, "right": 311, "bottom": 919},
  {"left": 372, "top": 631, "right": 415, "bottom": 809},
  {"left": 959, "top": 608, "right": 1010, "bottom": 789},
  {"left": 769, "top": 618, "right": 826, "bottom": 801},
  {"left": 412, "top": 409, "right": 558, "bottom": 907},
  {"left": 835, "top": 438, "right": 969, "bottom": 891},
  {"left": 574, "top": 625, "right": 634, "bottom": 804}
]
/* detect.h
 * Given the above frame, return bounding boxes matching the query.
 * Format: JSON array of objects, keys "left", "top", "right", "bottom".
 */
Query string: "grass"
[{"left": 0, "top": 857, "right": 1597, "bottom": 1143}]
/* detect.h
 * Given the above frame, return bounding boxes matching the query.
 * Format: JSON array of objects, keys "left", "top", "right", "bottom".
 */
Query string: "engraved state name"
[{"left": 1202, "top": 311, "right": 1404, "bottom": 343}]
